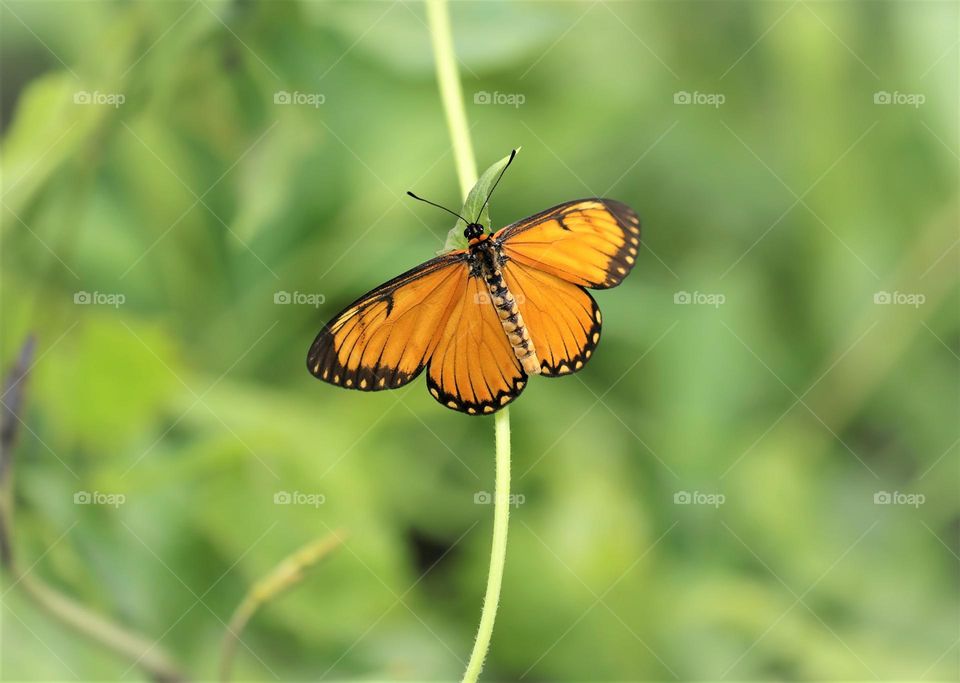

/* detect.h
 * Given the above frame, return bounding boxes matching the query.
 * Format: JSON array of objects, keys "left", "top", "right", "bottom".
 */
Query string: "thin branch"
[
  {"left": 426, "top": 0, "right": 477, "bottom": 198},
  {"left": 220, "top": 532, "right": 346, "bottom": 682},
  {"left": 462, "top": 409, "right": 512, "bottom": 683},
  {"left": 422, "top": 3, "right": 515, "bottom": 682}
]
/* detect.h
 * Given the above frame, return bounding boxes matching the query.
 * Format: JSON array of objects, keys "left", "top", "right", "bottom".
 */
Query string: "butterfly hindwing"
[
  {"left": 307, "top": 251, "right": 469, "bottom": 390},
  {"left": 501, "top": 260, "right": 601, "bottom": 376},
  {"left": 495, "top": 199, "right": 640, "bottom": 289},
  {"left": 426, "top": 275, "right": 527, "bottom": 414}
]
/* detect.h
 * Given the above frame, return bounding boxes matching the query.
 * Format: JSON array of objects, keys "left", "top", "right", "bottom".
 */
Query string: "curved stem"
[
  {"left": 424, "top": 3, "right": 512, "bottom": 681},
  {"left": 15, "top": 573, "right": 186, "bottom": 683},
  {"left": 463, "top": 408, "right": 511, "bottom": 683},
  {"left": 0, "top": 338, "right": 186, "bottom": 683},
  {"left": 220, "top": 532, "right": 345, "bottom": 682},
  {"left": 425, "top": 0, "right": 477, "bottom": 197}
]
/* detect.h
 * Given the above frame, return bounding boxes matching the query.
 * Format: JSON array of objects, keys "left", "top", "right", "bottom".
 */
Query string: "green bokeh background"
[{"left": 1, "top": 1, "right": 958, "bottom": 681}]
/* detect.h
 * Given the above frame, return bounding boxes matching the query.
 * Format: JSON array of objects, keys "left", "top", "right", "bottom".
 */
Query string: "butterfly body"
[
  {"left": 308, "top": 198, "right": 640, "bottom": 415},
  {"left": 466, "top": 231, "right": 542, "bottom": 375}
]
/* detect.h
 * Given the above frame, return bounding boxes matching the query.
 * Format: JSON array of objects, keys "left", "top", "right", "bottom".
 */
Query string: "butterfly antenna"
[
  {"left": 474, "top": 149, "right": 517, "bottom": 224},
  {"left": 406, "top": 191, "right": 469, "bottom": 225}
]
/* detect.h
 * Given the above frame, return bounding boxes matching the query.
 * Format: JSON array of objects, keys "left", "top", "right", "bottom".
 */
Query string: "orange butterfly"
[{"left": 307, "top": 152, "right": 640, "bottom": 415}]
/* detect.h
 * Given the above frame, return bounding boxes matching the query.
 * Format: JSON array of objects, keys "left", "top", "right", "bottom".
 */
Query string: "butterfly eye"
[{"left": 464, "top": 223, "right": 484, "bottom": 240}]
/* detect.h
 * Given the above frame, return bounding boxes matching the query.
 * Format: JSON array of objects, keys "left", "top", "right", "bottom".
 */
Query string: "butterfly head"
[
  {"left": 407, "top": 149, "right": 517, "bottom": 247},
  {"left": 463, "top": 222, "right": 485, "bottom": 241}
]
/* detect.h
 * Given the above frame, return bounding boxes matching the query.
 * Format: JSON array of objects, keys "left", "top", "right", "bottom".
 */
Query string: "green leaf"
[{"left": 440, "top": 148, "right": 520, "bottom": 253}]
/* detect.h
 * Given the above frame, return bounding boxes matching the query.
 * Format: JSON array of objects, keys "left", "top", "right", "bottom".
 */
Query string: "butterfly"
[{"left": 307, "top": 152, "right": 640, "bottom": 415}]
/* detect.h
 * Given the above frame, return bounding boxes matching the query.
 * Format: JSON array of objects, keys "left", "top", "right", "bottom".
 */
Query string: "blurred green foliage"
[{"left": 1, "top": 1, "right": 958, "bottom": 681}]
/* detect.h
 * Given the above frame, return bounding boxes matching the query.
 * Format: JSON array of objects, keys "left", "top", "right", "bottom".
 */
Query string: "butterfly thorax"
[{"left": 470, "top": 237, "right": 541, "bottom": 376}]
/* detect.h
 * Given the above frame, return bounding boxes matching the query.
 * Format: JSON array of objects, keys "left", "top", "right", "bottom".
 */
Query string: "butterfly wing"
[
  {"left": 494, "top": 199, "right": 640, "bottom": 289},
  {"left": 501, "top": 260, "right": 602, "bottom": 376},
  {"left": 309, "top": 198, "right": 639, "bottom": 411},
  {"left": 307, "top": 251, "right": 469, "bottom": 390},
  {"left": 426, "top": 275, "right": 527, "bottom": 414}
]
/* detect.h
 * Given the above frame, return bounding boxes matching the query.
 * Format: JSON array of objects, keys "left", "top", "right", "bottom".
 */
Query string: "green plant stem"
[
  {"left": 425, "top": 0, "right": 477, "bottom": 197},
  {"left": 220, "top": 532, "right": 345, "bottom": 683},
  {"left": 424, "top": 3, "right": 511, "bottom": 681},
  {"left": 0, "top": 494, "right": 186, "bottom": 683},
  {"left": 0, "top": 339, "right": 186, "bottom": 683},
  {"left": 463, "top": 408, "right": 511, "bottom": 683},
  {"left": 14, "top": 573, "right": 186, "bottom": 683}
]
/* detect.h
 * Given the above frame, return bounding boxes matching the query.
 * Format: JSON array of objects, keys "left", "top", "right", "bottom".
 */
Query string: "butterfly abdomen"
[{"left": 478, "top": 249, "right": 541, "bottom": 376}]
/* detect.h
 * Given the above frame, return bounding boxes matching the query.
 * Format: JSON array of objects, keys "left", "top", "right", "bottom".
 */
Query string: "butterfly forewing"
[
  {"left": 495, "top": 199, "right": 640, "bottom": 289},
  {"left": 307, "top": 252, "right": 468, "bottom": 390}
]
